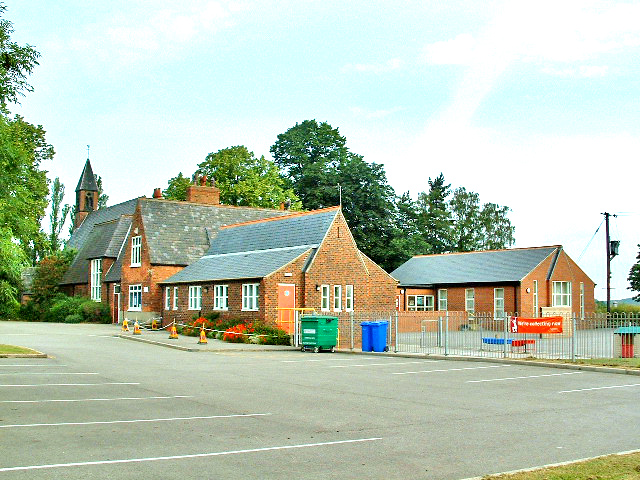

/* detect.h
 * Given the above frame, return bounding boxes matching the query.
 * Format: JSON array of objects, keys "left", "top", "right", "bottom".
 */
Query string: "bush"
[
  {"left": 41, "top": 295, "right": 111, "bottom": 324},
  {"left": 64, "top": 313, "right": 83, "bottom": 323},
  {"left": 17, "top": 301, "right": 41, "bottom": 321}
]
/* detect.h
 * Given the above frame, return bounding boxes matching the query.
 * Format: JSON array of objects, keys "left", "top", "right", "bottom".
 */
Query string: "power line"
[{"left": 577, "top": 218, "right": 604, "bottom": 262}]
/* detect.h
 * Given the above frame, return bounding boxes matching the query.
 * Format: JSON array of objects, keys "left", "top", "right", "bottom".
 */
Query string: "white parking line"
[
  {"left": 467, "top": 372, "right": 583, "bottom": 383},
  {"left": 0, "top": 382, "right": 139, "bottom": 388},
  {"left": 0, "top": 395, "right": 194, "bottom": 404},
  {"left": 559, "top": 383, "right": 640, "bottom": 393},
  {"left": 0, "top": 372, "right": 98, "bottom": 376},
  {"left": 282, "top": 358, "right": 366, "bottom": 363},
  {"left": 392, "top": 365, "right": 508, "bottom": 375},
  {"left": 0, "top": 365, "right": 67, "bottom": 368},
  {"left": 0, "top": 413, "right": 271, "bottom": 429},
  {"left": 0, "top": 437, "right": 382, "bottom": 472},
  {"left": 330, "top": 361, "right": 440, "bottom": 368}
]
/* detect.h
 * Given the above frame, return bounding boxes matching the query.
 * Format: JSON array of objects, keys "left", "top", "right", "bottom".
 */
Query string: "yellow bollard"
[
  {"left": 197, "top": 327, "right": 208, "bottom": 344},
  {"left": 122, "top": 319, "right": 129, "bottom": 332},
  {"left": 168, "top": 324, "right": 178, "bottom": 339},
  {"left": 151, "top": 318, "right": 158, "bottom": 330},
  {"left": 133, "top": 321, "right": 141, "bottom": 335}
]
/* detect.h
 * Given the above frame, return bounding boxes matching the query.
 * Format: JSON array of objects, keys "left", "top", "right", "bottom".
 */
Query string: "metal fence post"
[
  {"left": 503, "top": 315, "right": 508, "bottom": 358},
  {"left": 394, "top": 311, "right": 399, "bottom": 353},
  {"left": 437, "top": 316, "right": 443, "bottom": 348},
  {"left": 350, "top": 310, "right": 354, "bottom": 351},
  {"left": 444, "top": 313, "right": 449, "bottom": 356},
  {"left": 571, "top": 314, "right": 577, "bottom": 362}
]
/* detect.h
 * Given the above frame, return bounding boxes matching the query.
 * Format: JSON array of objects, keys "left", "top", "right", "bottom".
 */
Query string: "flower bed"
[{"left": 176, "top": 314, "right": 290, "bottom": 345}]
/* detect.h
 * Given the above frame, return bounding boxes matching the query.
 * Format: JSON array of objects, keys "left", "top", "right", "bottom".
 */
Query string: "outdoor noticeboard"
[{"left": 509, "top": 316, "right": 563, "bottom": 334}]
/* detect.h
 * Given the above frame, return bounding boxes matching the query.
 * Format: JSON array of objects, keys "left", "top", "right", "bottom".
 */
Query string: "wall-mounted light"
[
  {"left": 316, "top": 284, "right": 320, "bottom": 291},
  {"left": 203, "top": 286, "right": 209, "bottom": 293}
]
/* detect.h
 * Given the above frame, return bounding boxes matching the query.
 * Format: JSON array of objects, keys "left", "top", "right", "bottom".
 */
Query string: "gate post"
[
  {"left": 444, "top": 314, "right": 449, "bottom": 356},
  {"left": 571, "top": 314, "right": 577, "bottom": 362},
  {"left": 394, "top": 311, "right": 399, "bottom": 352},
  {"left": 503, "top": 315, "right": 508, "bottom": 358}
]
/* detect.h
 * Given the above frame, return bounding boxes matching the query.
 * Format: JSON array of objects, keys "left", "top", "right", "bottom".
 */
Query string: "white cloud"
[
  {"left": 342, "top": 58, "right": 403, "bottom": 74},
  {"left": 542, "top": 65, "right": 610, "bottom": 77},
  {"left": 420, "top": 33, "right": 476, "bottom": 65}
]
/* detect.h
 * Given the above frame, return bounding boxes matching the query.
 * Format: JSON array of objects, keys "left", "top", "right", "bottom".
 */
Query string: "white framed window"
[
  {"left": 214, "top": 284, "right": 228, "bottom": 310},
  {"left": 438, "top": 289, "right": 448, "bottom": 311},
  {"left": 580, "top": 282, "right": 585, "bottom": 319},
  {"left": 494, "top": 288, "right": 505, "bottom": 318},
  {"left": 128, "top": 284, "right": 142, "bottom": 311},
  {"left": 552, "top": 281, "right": 572, "bottom": 307},
  {"left": 188, "top": 285, "right": 202, "bottom": 310},
  {"left": 173, "top": 286, "right": 178, "bottom": 310},
  {"left": 533, "top": 280, "right": 538, "bottom": 317},
  {"left": 465, "top": 289, "right": 475, "bottom": 315},
  {"left": 242, "top": 283, "right": 259, "bottom": 311},
  {"left": 90, "top": 259, "right": 102, "bottom": 302},
  {"left": 407, "top": 295, "right": 434, "bottom": 311},
  {"left": 131, "top": 236, "right": 142, "bottom": 266},
  {"left": 333, "top": 285, "right": 342, "bottom": 311},
  {"left": 345, "top": 285, "right": 354, "bottom": 312},
  {"left": 321, "top": 285, "right": 330, "bottom": 312},
  {"left": 165, "top": 287, "right": 171, "bottom": 310}
]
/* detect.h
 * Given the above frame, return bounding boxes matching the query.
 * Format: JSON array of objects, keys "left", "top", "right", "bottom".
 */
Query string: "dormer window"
[{"left": 131, "top": 236, "right": 141, "bottom": 267}]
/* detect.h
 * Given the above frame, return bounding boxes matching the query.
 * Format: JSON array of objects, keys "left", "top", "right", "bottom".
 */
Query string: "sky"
[{"left": 8, "top": 0, "right": 640, "bottom": 301}]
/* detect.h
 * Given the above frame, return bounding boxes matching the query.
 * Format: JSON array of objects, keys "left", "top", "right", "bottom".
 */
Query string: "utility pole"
[{"left": 602, "top": 212, "right": 619, "bottom": 313}]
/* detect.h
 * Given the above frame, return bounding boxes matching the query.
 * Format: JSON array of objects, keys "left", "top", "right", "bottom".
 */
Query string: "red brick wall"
[
  {"left": 120, "top": 205, "right": 184, "bottom": 317},
  {"left": 162, "top": 210, "right": 397, "bottom": 329}
]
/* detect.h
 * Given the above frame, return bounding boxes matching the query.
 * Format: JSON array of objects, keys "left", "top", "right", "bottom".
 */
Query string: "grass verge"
[
  {"left": 526, "top": 358, "right": 640, "bottom": 369},
  {"left": 486, "top": 451, "right": 640, "bottom": 479},
  {"left": 0, "top": 344, "right": 41, "bottom": 355}
]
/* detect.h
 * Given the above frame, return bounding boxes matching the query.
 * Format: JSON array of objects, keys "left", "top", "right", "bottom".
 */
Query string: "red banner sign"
[{"left": 509, "top": 316, "right": 563, "bottom": 334}]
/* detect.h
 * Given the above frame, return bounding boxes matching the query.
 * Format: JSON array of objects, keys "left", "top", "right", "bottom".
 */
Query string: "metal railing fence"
[{"left": 307, "top": 310, "right": 640, "bottom": 360}]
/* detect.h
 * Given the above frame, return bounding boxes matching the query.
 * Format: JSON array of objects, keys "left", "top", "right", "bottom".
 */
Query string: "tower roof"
[{"left": 76, "top": 158, "right": 99, "bottom": 192}]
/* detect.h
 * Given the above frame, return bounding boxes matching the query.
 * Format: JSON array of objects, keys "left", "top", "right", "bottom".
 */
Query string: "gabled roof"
[
  {"left": 391, "top": 246, "right": 560, "bottom": 287},
  {"left": 75, "top": 159, "right": 99, "bottom": 192},
  {"left": 66, "top": 198, "right": 138, "bottom": 251},
  {"left": 139, "top": 199, "right": 292, "bottom": 266},
  {"left": 162, "top": 207, "right": 340, "bottom": 284}
]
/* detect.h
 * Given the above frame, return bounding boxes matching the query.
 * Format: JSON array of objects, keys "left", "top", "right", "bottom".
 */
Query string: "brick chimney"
[
  {"left": 186, "top": 175, "right": 220, "bottom": 205},
  {"left": 153, "top": 188, "right": 163, "bottom": 199}
]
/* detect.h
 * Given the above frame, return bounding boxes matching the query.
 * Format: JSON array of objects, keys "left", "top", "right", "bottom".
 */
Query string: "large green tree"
[
  {"left": 195, "top": 145, "right": 301, "bottom": 209},
  {"left": 0, "top": 5, "right": 51, "bottom": 317},
  {"left": 448, "top": 187, "right": 514, "bottom": 252},
  {"left": 415, "top": 173, "right": 452, "bottom": 255},
  {"left": 163, "top": 172, "right": 191, "bottom": 201},
  {"left": 629, "top": 245, "right": 640, "bottom": 302},
  {"left": 271, "top": 120, "right": 398, "bottom": 270},
  {"left": 48, "top": 177, "right": 70, "bottom": 253}
]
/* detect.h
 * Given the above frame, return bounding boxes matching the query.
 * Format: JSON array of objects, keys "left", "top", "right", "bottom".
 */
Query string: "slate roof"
[
  {"left": 61, "top": 218, "right": 132, "bottom": 285},
  {"left": 161, "top": 207, "right": 340, "bottom": 284},
  {"left": 66, "top": 198, "right": 138, "bottom": 251},
  {"left": 139, "top": 199, "right": 292, "bottom": 266},
  {"left": 391, "top": 246, "right": 559, "bottom": 287},
  {"left": 75, "top": 159, "right": 99, "bottom": 192}
]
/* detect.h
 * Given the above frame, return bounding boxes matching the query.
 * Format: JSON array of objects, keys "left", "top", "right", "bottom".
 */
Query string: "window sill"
[
  {"left": 130, "top": 264, "right": 141, "bottom": 268},
  {"left": 128, "top": 308, "right": 141, "bottom": 312},
  {"left": 213, "top": 308, "right": 229, "bottom": 311},
  {"left": 242, "top": 309, "right": 259, "bottom": 312}
]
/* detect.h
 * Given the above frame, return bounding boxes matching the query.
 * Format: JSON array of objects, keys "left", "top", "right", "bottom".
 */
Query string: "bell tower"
[{"left": 74, "top": 156, "right": 99, "bottom": 229}]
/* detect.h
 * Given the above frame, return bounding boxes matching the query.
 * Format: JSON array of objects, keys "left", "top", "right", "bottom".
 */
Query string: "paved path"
[{"left": 1, "top": 321, "right": 639, "bottom": 479}]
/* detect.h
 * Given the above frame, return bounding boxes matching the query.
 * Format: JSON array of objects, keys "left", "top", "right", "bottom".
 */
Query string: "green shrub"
[
  {"left": 45, "top": 295, "right": 87, "bottom": 323},
  {"left": 80, "top": 300, "right": 110, "bottom": 323},
  {"left": 17, "top": 301, "right": 41, "bottom": 321},
  {"left": 64, "top": 313, "right": 83, "bottom": 323}
]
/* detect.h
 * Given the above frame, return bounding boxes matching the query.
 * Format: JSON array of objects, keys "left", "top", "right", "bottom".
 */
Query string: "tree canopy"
[
  {"left": 0, "top": 6, "right": 51, "bottom": 317},
  {"left": 196, "top": 146, "right": 301, "bottom": 209},
  {"left": 629, "top": 245, "right": 640, "bottom": 302}
]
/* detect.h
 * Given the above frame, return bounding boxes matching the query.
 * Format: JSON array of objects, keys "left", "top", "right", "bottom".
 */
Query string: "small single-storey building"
[
  {"left": 160, "top": 206, "right": 398, "bottom": 331},
  {"left": 391, "top": 246, "right": 595, "bottom": 319}
]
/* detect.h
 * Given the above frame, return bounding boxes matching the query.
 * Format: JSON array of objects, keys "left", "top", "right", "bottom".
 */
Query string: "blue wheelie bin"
[
  {"left": 361, "top": 322, "right": 373, "bottom": 352},
  {"left": 371, "top": 321, "right": 389, "bottom": 352}
]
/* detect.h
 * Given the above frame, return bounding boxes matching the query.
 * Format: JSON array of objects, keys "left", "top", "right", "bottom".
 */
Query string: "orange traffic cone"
[
  {"left": 133, "top": 321, "right": 141, "bottom": 335},
  {"left": 122, "top": 319, "right": 129, "bottom": 332},
  {"left": 197, "top": 327, "right": 208, "bottom": 344},
  {"left": 168, "top": 324, "right": 178, "bottom": 339}
]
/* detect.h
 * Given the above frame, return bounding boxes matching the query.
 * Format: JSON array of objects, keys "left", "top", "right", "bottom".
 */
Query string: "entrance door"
[
  {"left": 277, "top": 284, "right": 296, "bottom": 334},
  {"left": 114, "top": 284, "right": 122, "bottom": 324}
]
